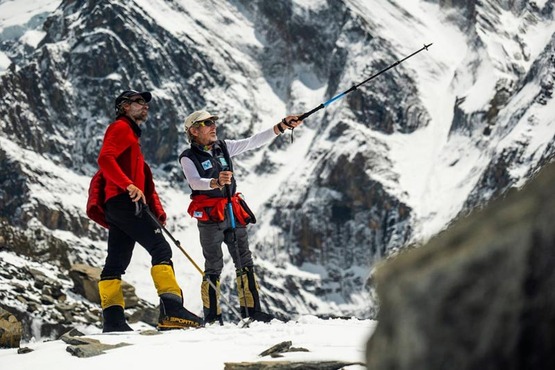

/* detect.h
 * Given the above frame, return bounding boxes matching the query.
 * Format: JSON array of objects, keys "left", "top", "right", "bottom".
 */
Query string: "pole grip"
[{"left": 298, "top": 104, "right": 324, "bottom": 121}]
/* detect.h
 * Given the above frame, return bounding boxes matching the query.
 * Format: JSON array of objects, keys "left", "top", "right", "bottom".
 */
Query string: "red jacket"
[
  {"left": 187, "top": 193, "right": 254, "bottom": 225},
  {"left": 86, "top": 116, "right": 166, "bottom": 228},
  {"left": 98, "top": 116, "right": 145, "bottom": 200}
]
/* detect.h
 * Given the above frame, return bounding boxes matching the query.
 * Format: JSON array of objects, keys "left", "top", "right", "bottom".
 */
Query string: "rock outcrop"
[
  {"left": 366, "top": 161, "right": 555, "bottom": 369},
  {"left": 0, "top": 307, "right": 22, "bottom": 348}
]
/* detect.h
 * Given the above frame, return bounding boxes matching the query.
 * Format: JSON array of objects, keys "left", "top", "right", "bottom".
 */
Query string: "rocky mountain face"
[
  {"left": 234, "top": 0, "right": 424, "bottom": 317},
  {"left": 436, "top": 0, "right": 555, "bottom": 213},
  {"left": 1, "top": 0, "right": 554, "bottom": 338}
]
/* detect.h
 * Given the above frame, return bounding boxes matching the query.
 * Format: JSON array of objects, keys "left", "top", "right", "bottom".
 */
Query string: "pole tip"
[{"left": 424, "top": 43, "right": 433, "bottom": 50}]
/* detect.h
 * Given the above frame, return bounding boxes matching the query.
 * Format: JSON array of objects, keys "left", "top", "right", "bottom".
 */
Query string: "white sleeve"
[
  {"left": 225, "top": 127, "right": 278, "bottom": 157},
  {"left": 180, "top": 156, "right": 212, "bottom": 190}
]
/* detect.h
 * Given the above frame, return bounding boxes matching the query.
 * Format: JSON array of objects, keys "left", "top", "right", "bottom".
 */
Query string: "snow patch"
[{"left": 0, "top": 51, "right": 11, "bottom": 72}]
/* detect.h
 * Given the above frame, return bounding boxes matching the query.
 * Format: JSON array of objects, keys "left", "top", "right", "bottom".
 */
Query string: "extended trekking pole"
[
  {"left": 141, "top": 204, "right": 250, "bottom": 328},
  {"left": 222, "top": 176, "right": 253, "bottom": 322},
  {"left": 212, "top": 145, "right": 252, "bottom": 322},
  {"left": 286, "top": 43, "right": 432, "bottom": 139}
]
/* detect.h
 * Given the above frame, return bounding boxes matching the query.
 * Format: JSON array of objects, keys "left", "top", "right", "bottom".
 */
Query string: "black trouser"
[
  {"left": 101, "top": 193, "right": 172, "bottom": 278},
  {"left": 198, "top": 217, "right": 253, "bottom": 276}
]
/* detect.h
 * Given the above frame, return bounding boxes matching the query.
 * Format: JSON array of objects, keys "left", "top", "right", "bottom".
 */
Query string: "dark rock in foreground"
[{"left": 366, "top": 161, "right": 555, "bottom": 369}]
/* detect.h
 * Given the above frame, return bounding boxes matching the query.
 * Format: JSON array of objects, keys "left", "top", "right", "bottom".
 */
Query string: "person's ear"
[{"left": 121, "top": 101, "right": 131, "bottom": 113}]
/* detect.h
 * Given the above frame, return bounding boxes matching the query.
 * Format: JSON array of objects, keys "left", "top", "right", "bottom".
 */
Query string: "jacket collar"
[
  {"left": 118, "top": 114, "right": 142, "bottom": 138},
  {"left": 191, "top": 141, "right": 213, "bottom": 152}
]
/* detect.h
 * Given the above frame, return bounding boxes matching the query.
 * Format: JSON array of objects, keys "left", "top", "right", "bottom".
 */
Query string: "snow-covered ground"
[
  {"left": 0, "top": 316, "right": 375, "bottom": 370},
  {"left": 1, "top": 0, "right": 554, "bottom": 355}
]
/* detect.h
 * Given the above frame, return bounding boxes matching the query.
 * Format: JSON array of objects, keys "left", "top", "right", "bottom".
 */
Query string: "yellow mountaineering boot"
[
  {"left": 151, "top": 263, "right": 203, "bottom": 330},
  {"left": 201, "top": 274, "right": 223, "bottom": 325},
  {"left": 98, "top": 278, "right": 133, "bottom": 332},
  {"left": 236, "top": 266, "right": 275, "bottom": 323}
]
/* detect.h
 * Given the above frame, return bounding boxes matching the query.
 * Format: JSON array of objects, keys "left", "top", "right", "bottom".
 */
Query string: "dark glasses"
[
  {"left": 128, "top": 98, "right": 148, "bottom": 106},
  {"left": 195, "top": 119, "right": 216, "bottom": 127}
]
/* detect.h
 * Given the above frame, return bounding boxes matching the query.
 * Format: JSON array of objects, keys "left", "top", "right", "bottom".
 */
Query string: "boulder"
[
  {"left": 0, "top": 307, "right": 22, "bottom": 348},
  {"left": 366, "top": 161, "right": 555, "bottom": 369}
]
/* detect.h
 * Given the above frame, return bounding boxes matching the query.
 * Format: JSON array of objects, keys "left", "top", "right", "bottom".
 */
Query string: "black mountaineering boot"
[
  {"left": 236, "top": 266, "right": 275, "bottom": 323},
  {"left": 158, "top": 293, "right": 204, "bottom": 330},
  {"left": 151, "top": 263, "right": 204, "bottom": 330},
  {"left": 201, "top": 274, "right": 223, "bottom": 326},
  {"left": 247, "top": 310, "right": 275, "bottom": 323},
  {"left": 102, "top": 306, "right": 133, "bottom": 333},
  {"left": 98, "top": 278, "right": 133, "bottom": 332}
]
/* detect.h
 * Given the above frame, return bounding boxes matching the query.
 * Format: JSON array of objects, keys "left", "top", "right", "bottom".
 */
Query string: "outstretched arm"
[{"left": 227, "top": 115, "right": 303, "bottom": 157}]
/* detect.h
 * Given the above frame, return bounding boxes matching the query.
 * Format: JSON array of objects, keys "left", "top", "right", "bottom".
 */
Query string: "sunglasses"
[
  {"left": 194, "top": 119, "right": 216, "bottom": 127},
  {"left": 128, "top": 98, "right": 148, "bottom": 106}
]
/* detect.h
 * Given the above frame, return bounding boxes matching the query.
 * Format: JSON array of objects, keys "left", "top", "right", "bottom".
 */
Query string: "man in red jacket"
[{"left": 96, "top": 90, "right": 202, "bottom": 332}]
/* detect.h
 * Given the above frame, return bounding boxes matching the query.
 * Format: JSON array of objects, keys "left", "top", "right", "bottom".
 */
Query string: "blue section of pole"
[
  {"left": 227, "top": 203, "right": 236, "bottom": 229},
  {"left": 323, "top": 92, "right": 347, "bottom": 107}
]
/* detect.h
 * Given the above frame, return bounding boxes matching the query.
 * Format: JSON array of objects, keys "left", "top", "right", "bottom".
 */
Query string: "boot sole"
[
  {"left": 157, "top": 317, "right": 203, "bottom": 330},
  {"left": 157, "top": 323, "right": 202, "bottom": 330}
]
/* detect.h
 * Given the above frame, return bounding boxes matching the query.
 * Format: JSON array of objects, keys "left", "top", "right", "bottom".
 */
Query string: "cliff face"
[{"left": 1, "top": 0, "right": 220, "bottom": 168}]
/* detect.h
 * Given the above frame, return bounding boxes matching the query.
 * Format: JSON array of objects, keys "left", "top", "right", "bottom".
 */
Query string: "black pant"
[{"left": 101, "top": 193, "right": 172, "bottom": 278}]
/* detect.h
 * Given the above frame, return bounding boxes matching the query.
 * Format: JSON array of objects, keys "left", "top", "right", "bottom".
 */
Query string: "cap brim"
[{"left": 139, "top": 92, "right": 152, "bottom": 102}]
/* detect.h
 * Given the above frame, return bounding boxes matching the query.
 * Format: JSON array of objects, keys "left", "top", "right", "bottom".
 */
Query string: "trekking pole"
[
  {"left": 212, "top": 145, "right": 252, "bottom": 320},
  {"left": 142, "top": 204, "right": 250, "bottom": 328},
  {"left": 287, "top": 43, "right": 432, "bottom": 139},
  {"left": 222, "top": 180, "right": 252, "bottom": 320}
]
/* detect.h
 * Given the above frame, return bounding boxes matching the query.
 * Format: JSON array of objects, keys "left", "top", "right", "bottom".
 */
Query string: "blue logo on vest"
[
  {"left": 218, "top": 157, "right": 228, "bottom": 168},
  {"left": 201, "top": 160, "right": 213, "bottom": 170}
]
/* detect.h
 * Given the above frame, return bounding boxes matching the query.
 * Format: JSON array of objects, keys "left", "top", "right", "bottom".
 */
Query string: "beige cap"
[{"left": 184, "top": 110, "right": 219, "bottom": 131}]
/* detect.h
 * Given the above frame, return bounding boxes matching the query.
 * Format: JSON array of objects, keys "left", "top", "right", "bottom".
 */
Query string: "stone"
[
  {"left": 0, "top": 307, "right": 22, "bottom": 348},
  {"left": 224, "top": 361, "right": 365, "bottom": 369},
  {"left": 366, "top": 161, "right": 555, "bottom": 369},
  {"left": 259, "top": 341, "right": 292, "bottom": 357}
]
